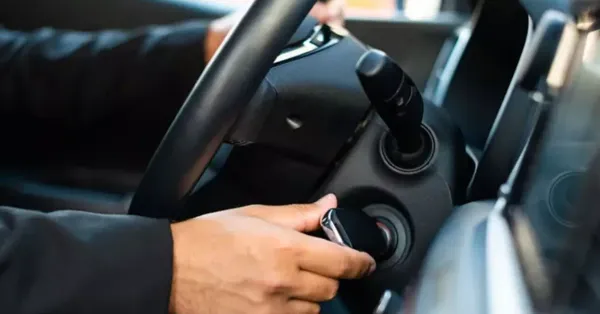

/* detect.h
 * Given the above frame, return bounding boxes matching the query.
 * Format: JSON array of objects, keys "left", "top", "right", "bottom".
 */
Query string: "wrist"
[{"left": 169, "top": 223, "right": 182, "bottom": 314}]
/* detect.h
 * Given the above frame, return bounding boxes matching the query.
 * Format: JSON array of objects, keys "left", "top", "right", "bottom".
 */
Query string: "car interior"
[{"left": 2, "top": 0, "right": 600, "bottom": 313}]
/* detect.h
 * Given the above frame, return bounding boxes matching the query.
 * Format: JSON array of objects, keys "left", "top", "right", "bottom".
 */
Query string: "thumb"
[{"left": 242, "top": 194, "right": 337, "bottom": 232}]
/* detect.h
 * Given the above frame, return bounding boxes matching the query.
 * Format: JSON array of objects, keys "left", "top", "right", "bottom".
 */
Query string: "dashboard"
[{"left": 399, "top": 3, "right": 600, "bottom": 314}]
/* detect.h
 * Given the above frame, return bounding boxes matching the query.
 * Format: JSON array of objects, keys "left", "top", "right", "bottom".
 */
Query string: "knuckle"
[
  {"left": 274, "top": 239, "right": 301, "bottom": 259},
  {"left": 262, "top": 274, "right": 290, "bottom": 294},
  {"left": 274, "top": 247, "right": 297, "bottom": 263},
  {"left": 275, "top": 238, "right": 295, "bottom": 252},
  {"left": 336, "top": 255, "right": 353, "bottom": 277}
]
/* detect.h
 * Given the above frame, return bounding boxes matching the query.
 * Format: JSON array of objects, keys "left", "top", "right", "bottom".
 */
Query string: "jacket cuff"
[{"left": 93, "top": 215, "right": 174, "bottom": 314}]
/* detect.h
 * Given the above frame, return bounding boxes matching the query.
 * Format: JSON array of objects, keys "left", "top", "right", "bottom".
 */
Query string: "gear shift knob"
[
  {"left": 356, "top": 49, "right": 424, "bottom": 154},
  {"left": 320, "top": 208, "right": 394, "bottom": 261}
]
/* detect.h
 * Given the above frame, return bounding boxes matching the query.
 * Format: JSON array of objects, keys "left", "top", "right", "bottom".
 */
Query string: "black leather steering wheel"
[{"left": 128, "top": 0, "right": 318, "bottom": 219}]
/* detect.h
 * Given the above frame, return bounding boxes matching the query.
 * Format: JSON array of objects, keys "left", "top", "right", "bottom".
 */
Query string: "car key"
[{"left": 320, "top": 208, "right": 391, "bottom": 260}]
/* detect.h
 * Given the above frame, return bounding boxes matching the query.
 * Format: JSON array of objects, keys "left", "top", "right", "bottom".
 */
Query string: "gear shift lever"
[
  {"left": 321, "top": 208, "right": 395, "bottom": 261},
  {"left": 356, "top": 50, "right": 433, "bottom": 172}
]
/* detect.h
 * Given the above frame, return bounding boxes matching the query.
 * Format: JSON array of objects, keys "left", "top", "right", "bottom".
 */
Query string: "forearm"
[
  {"left": 0, "top": 206, "right": 173, "bottom": 314},
  {"left": 0, "top": 22, "right": 207, "bottom": 128}
]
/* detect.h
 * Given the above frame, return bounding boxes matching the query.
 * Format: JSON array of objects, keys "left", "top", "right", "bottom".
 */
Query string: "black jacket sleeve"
[
  {"left": 0, "top": 21, "right": 207, "bottom": 128},
  {"left": 0, "top": 206, "right": 173, "bottom": 314}
]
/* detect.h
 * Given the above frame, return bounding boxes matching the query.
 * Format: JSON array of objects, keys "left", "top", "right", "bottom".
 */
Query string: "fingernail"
[
  {"left": 316, "top": 193, "right": 336, "bottom": 206},
  {"left": 368, "top": 262, "right": 377, "bottom": 275}
]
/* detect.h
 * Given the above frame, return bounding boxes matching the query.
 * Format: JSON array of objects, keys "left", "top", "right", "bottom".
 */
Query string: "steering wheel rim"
[{"left": 129, "top": 0, "right": 318, "bottom": 219}]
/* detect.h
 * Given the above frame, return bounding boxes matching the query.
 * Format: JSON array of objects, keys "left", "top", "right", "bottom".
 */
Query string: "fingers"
[
  {"left": 239, "top": 194, "right": 337, "bottom": 232},
  {"left": 294, "top": 234, "right": 376, "bottom": 279},
  {"left": 326, "top": 0, "right": 346, "bottom": 26},
  {"left": 286, "top": 299, "right": 321, "bottom": 314},
  {"left": 289, "top": 272, "right": 339, "bottom": 302},
  {"left": 310, "top": 0, "right": 345, "bottom": 26},
  {"left": 310, "top": 2, "right": 330, "bottom": 23}
]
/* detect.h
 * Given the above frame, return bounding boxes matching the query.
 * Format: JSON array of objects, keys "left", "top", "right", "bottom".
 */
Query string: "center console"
[{"left": 316, "top": 49, "right": 471, "bottom": 312}]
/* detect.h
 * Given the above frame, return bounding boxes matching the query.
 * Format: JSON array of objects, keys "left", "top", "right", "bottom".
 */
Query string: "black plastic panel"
[
  {"left": 468, "top": 87, "right": 534, "bottom": 200},
  {"left": 440, "top": 1, "right": 530, "bottom": 150},
  {"left": 183, "top": 34, "right": 376, "bottom": 216},
  {"left": 231, "top": 34, "right": 372, "bottom": 166},
  {"left": 469, "top": 10, "right": 567, "bottom": 201}
]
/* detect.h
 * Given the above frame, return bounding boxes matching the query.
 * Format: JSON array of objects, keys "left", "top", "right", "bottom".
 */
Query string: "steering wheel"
[{"left": 128, "top": 0, "right": 318, "bottom": 218}]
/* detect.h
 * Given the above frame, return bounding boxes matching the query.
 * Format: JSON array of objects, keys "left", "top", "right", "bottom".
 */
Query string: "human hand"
[
  {"left": 310, "top": 0, "right": 345, "bottom": 27},
  {"left": 204, "top": 0, "right": 346, "bottom": 62},
  {"left": 169, "top": 194, "right": 375, "bottom": 314}
]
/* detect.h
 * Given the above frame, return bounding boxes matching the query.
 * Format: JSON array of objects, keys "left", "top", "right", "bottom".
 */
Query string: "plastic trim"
[
  {"left": 486, "top": 198, "right": 534, "bottom": 314},
  {"left": 274, "top": 25, "right": 343, "bottom": 64},
  {"left": 429, "top": 24, "right": 473, "bottom": 106}
]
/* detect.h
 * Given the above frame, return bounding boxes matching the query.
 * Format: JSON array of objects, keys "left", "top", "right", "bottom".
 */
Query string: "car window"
[{"left": 208, "top": 0, "right": 469, "bottom": 20}]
